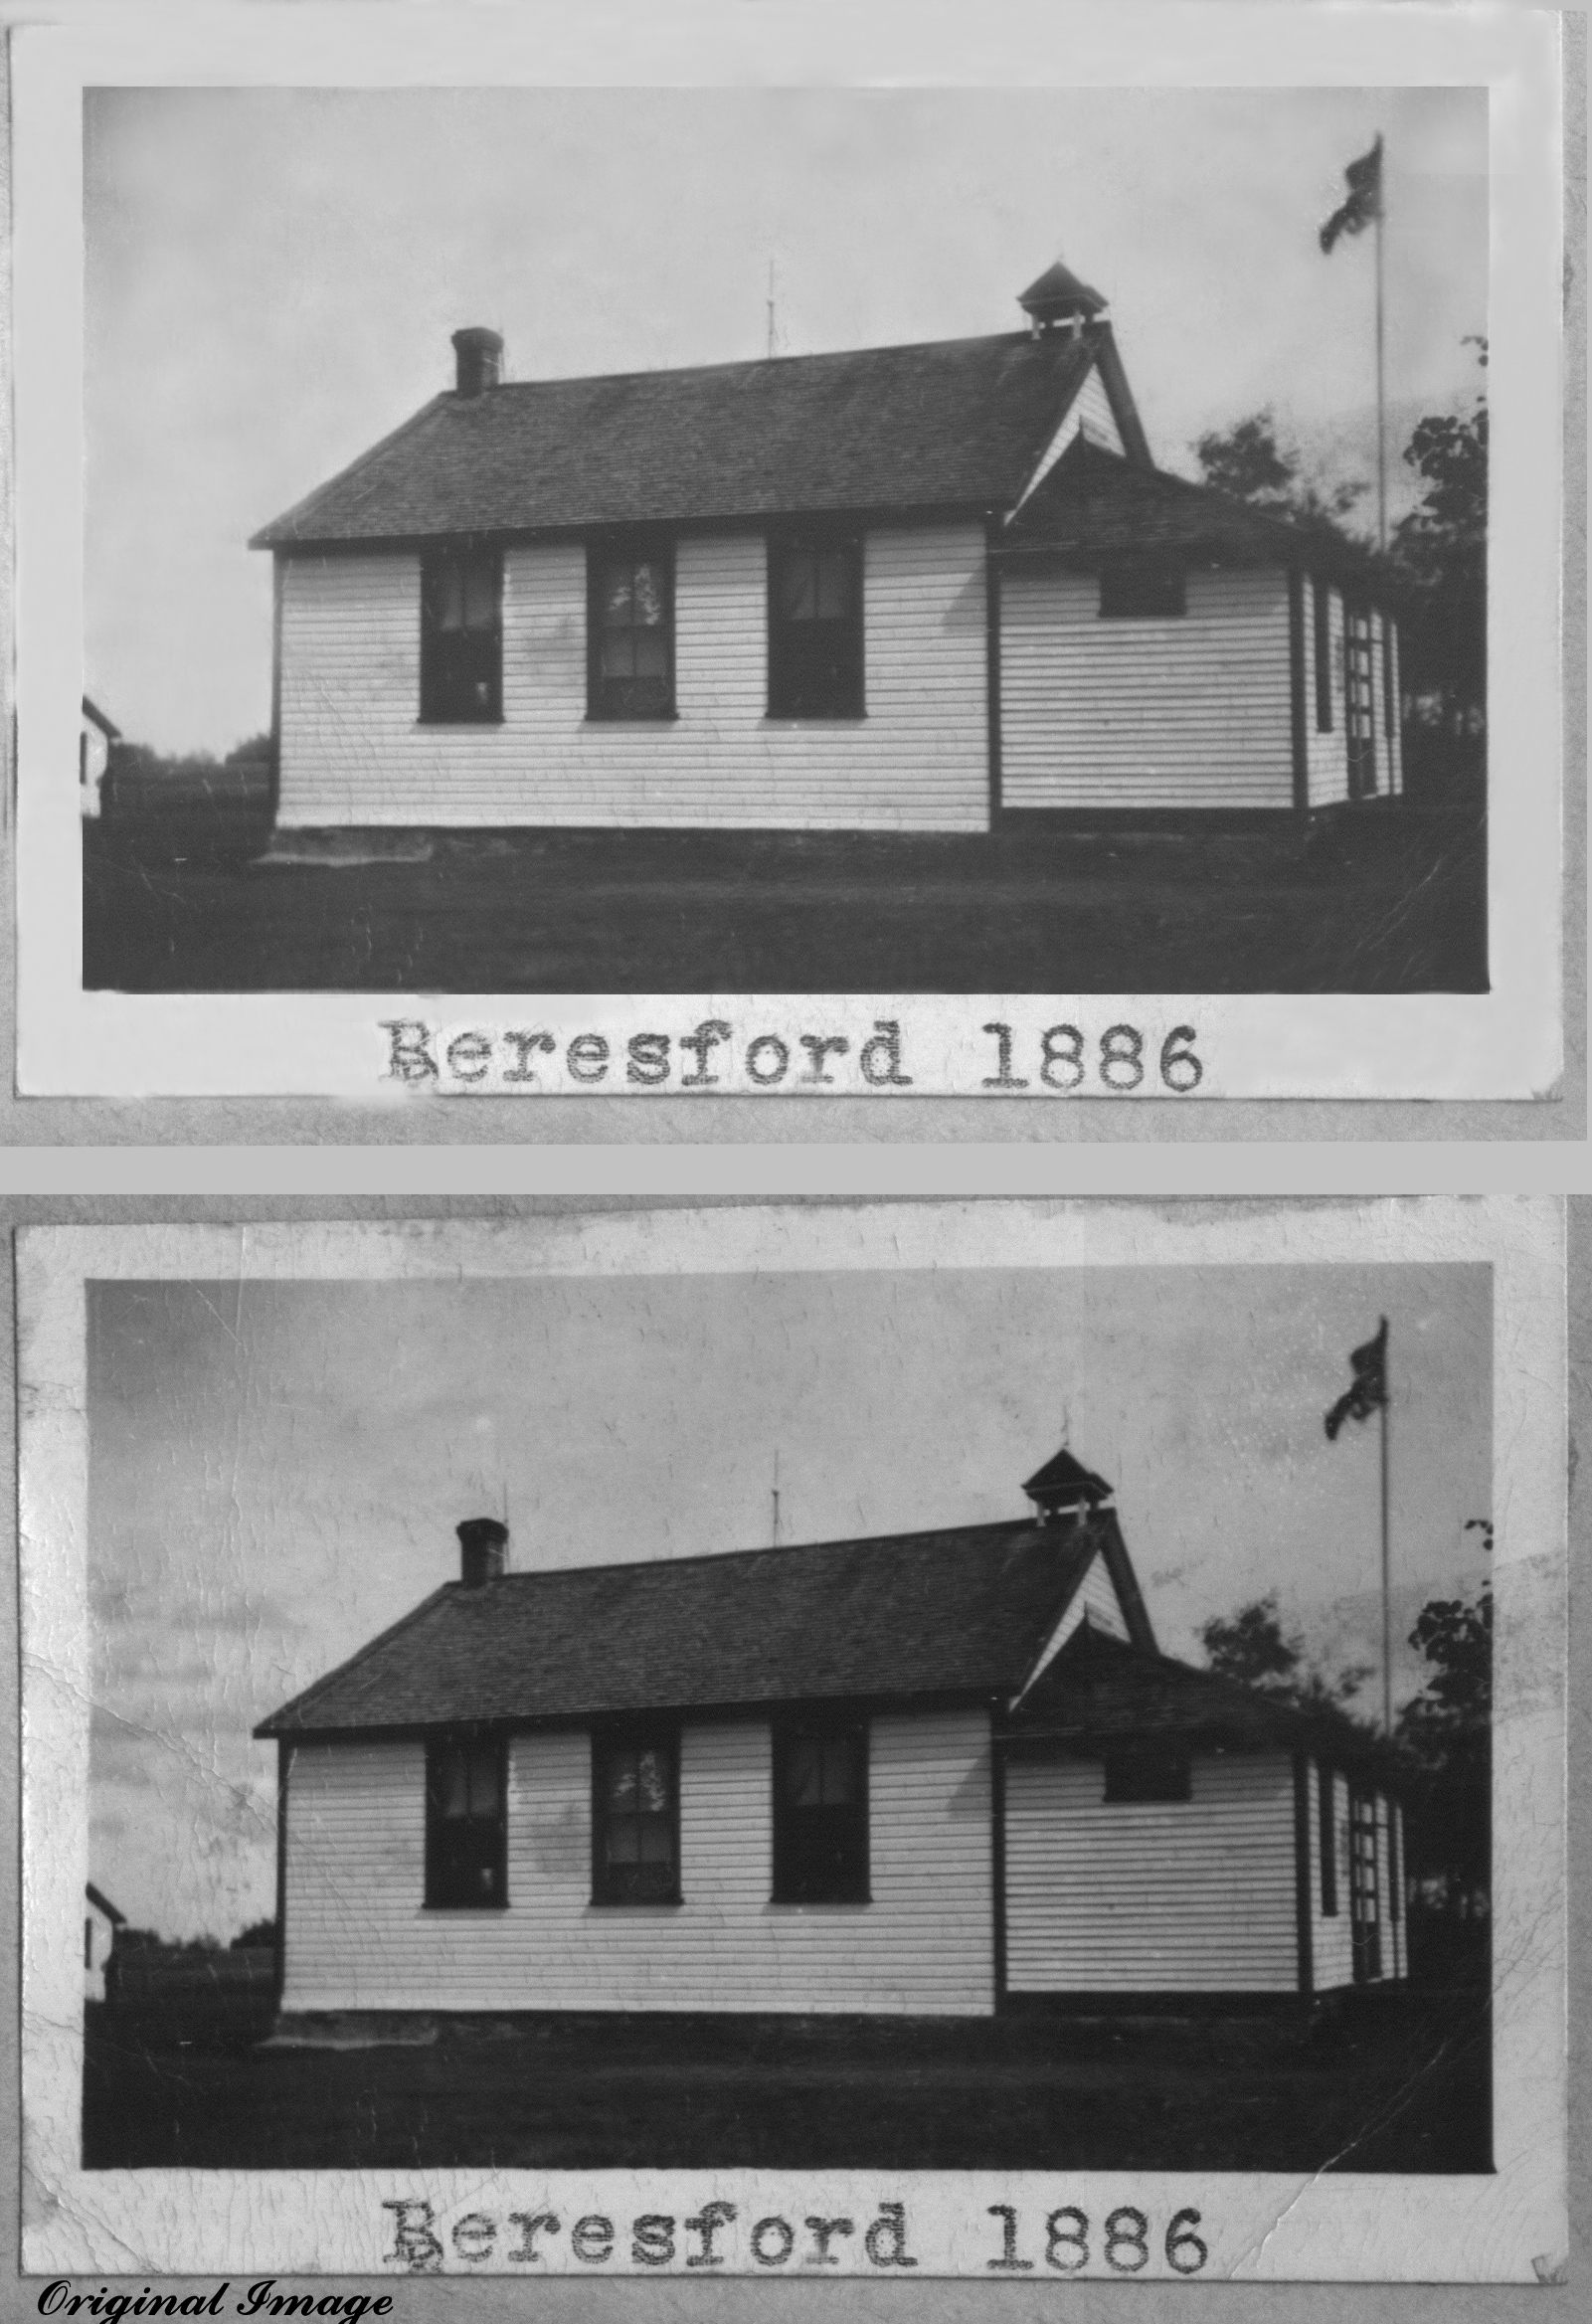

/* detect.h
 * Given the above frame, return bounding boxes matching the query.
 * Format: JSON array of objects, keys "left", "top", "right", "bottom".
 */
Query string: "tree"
[
  {"left": 231, "top": 1917, "right": 278, "bottom": 1950},
  {"left": 1199, "top": 1591, "right": 1373, "bottom": 1712},
  {"left": 1395, "top": 1578, "right": 1491, "bottom": 1943},
  {"left": 1191, "top": 409, "right": 1370, "bottom": 543},
  {"left": 1390, "top": 339, "right": 1487, "bottom": 742}
]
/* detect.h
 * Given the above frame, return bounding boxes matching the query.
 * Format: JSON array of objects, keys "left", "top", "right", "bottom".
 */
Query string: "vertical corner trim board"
[{"left": 1292, "top": 1752, "right": 1314, "bottom": 1996}]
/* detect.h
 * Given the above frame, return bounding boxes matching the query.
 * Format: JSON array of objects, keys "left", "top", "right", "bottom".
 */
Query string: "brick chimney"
[
  {"left": 457, "top": 1516, "right": 508, "bottom": 1586},
  {"left": 451, "top": 327, "right": 503, "bottom": 398}
]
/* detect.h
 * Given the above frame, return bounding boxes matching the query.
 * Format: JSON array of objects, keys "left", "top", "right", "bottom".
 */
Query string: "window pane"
[
  {"left": 638, "top": 1818, "right": 673, "bottom": 1864},
  {"left": 632, "top": 564, "right": 664, "bottom": 627},
  {"left": 607, "top": 1751, "right": 637, "bottom": 1809},
  {"left": 779, "top": 553, "right": 816, "bottom": 622},
  {"left": 468, "top": 1748, "right": 500, "bottom": 1818},
  {"left": 815, "top": 554, "right": 850, "bottom": 620},
  {"left": 437, "top": 563, "right": 465, "bottom": 631},
  {"left": 632, "top": 630, "right": 667, "bottom": 679},
  {"left": 637, "top": 1749, "right": 669, "bottom": 1814},
  {"left": 788, "top": 1739, "right": 821, "bottom": 1805},
  {"left": 820, "top": 1738, "right": 857, "bottom": 1803},
  {"left": 602, "top": 568, "right": 633, "bottom": 626},
  {"left": 462, "top": 561, "right": 497, "bottom": 630},
  {"left": 442, "top": 1750, "right": 469, "bottom": 1819},
  {"left": 601, "top": 633, "right": 636, "bottom": 679},
  {"left": 607, "top": 1821, "right": 640, "bottom": 1864}
]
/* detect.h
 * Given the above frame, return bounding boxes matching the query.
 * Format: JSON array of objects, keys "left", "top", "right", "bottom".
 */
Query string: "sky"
[
  {"left": 87, "top": 1260, "right": 1492, "bottom": 1940},
  {"left": 84, "top": 84, "right": 1489, "bottom": 754}
]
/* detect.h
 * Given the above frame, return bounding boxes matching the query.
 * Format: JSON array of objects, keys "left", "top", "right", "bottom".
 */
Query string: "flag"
[
  {"left": 1320, "top": 135, "right": 1383, "bottom": 254},
  {"left": 1325, "top": 1316, "right": 1388, "bottom": 1440}
]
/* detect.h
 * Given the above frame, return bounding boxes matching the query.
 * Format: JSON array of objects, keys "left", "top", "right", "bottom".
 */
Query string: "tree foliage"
[
  {"left": 1390, "top": 339, "right": 1487, "bottom": 738},
  {"left": 1395, "top": 1577, "right": 1491, "bottom": 1928},
  {"left": 231, "top": 1917, "right": 279, "bottom": 1950},
  {"left": 1191, "top": 408, "right": 1370, "bottom": 544},
  {"left": 1198, "top": 1591, "right": 1372, "bottom": 1713}
]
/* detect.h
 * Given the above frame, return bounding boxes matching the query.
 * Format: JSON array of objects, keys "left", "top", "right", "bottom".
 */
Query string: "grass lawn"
[
  {"left": 82, "top": 1987, "right": 1491, "bottom": 2173},
  {"left": 82, "top": 812, "right": 1487, "bottom": 993}
]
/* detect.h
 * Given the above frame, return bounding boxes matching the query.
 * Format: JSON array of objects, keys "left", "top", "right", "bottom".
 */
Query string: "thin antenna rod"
[
  {"left": 1374, "top": 132, "right": 1387, "bottom": 554},
  {"left": 767, "top": 260, "right": 777, "bottom": 360},
  {"left": 772, "top": 1449, "right": 781, "bottom": 1548}
]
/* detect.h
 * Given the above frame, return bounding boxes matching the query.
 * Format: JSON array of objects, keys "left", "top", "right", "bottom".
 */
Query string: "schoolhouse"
[
  {"left": 84, "top": 1880, "right": 125, "bottom": 2004},
  {"left": 251, "top": 261, "right": 1402, "bottom": 835},
  {"left": 256, "top": 1446, "right": 1405, "bottom": 2024}
]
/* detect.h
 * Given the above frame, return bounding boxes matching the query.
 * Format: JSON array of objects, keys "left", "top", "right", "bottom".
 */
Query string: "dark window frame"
[
  {"left": 1382, "top": 615, "right": 1397, "bottom": 738},
  {"left": 1319, "top": 1763, "right": 1339, "bottom": 1915},
  {"left": 419, "top": 543, "right": 503, "bottom": 726},
  {"left": 1102, "top": 1743, "right": 1192, "bottom": 1804},
  {"left": 771, "top": 1716, "right": 871, "bottom": 1904},
  {"left": 586, "top": 538, "right": 677, "bottom": 722},
  {"left": 424, "top": 1730, "right": 509, "bottom": 1910},
  {"left": 1098, "top": 554, "right": 1187, "bottom": 622},
  {"left": 767, "top": 532, "right": 866, "bottom": 720},
  {"left": 591, "top": 1724, "right": 682, "bottom": 1906},
  {"left": 1313, "top": 579, "right": 1334, "bottom": 732}
]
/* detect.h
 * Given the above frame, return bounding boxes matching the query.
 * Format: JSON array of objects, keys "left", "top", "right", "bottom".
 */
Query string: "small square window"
[
  {"left": 425, "top": 1733, "right": 507, "bottom": 1907},
  {"left": 588, "top": 546, "right": 675, "bottom": 719},
  {"left": 773, "top": 1720, "right": 869, "bottom": 1902},
  {"left": 1098, "top": 556, "right": 1186, "bottom": 620},
  {"left": 1102, "top": 1744, "right": 1191, "bottom": 1803}
]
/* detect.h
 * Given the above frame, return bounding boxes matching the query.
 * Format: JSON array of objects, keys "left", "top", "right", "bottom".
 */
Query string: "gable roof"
[
  {"left": 251, "top": 328, "right": 1111, "bottom": 550},
  {"left": 999, "top": 436, "right": 1381, "bottom": 586},
  {"left": 82, "top": 696, "right": 120, "bottom": 740},
  {"left": 1009, "top": 1625, "right": 1400, "bottom": 1780},
  {"left": 256, "top": 1517, "right": 1116, "bottom": 1737},
  {"left": 86, "top": 1881, "right": 126, "bottom": 1924}
]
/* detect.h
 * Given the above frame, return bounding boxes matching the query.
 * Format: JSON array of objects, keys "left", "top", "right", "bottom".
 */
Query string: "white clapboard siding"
[
  {"left": 1015, "top": 1549, "right": 1131, "bottom": 1699},
  {"left": 1000, "top": 565, "right": 1294, "bottom": 809},
  {"left": 1015, "top": 365, "right": 1125, "bottom": 509},
  {"left": 281, "top": 1710, "right": 993, "bottom": 2017},
  {"left": 276, "top": 526, "right": 989, "bottom": 831},
  {"left": 1005, "top": 1750, "right": 1298, "bottom": 1993}
]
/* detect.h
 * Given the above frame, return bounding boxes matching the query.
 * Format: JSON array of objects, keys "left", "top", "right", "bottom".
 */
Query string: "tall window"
[
  {"left": 1098, "top": 555, "right": 1185, "bottom": 620},
  {"left": 1313, "top": 580, "right": 1334, "bottom": 732},
  {"left": 768, "top": 538, "right": 864, "bottom": 718},
  {"left": 589, "top": 545, "right": 675, "bottom": 719},
  {"left": 420, "top": 546, "right": 502, "bottom": 723},
  {"left": 772, "top": 1720, "right": 869, "bottom": 1902},
  {"left": 425, "top": 1734, "right": 507, "bottom": 1907},
  {"left": 593, "top": 1730, "right": 679, "bottom": 1904},
  {"left": 1319, "top": 1764, "right": 1339, "bottom": 1914}
]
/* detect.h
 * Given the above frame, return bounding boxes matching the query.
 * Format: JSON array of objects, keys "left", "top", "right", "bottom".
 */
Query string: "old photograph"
[
  {"left": 18, "top": 1202, "right": 1566, "bottom": 2279},
  {"left": 8, "top": 4, "right": 1564, "bottom": 1102},
  {"left": 81, "top": 84, "right": 1484, "bottom": 1000}
]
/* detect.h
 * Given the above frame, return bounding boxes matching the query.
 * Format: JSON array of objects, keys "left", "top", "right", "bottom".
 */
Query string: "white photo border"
[
  {"left": 17, "top": 1196, "right": 1567, "bottom": 2280},
  {"left": 9, "top": 1, "right": 1565, "bottom": 1103}
]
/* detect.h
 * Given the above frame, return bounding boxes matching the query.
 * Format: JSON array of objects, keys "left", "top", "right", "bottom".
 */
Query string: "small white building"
[
  {"left": 80, "top": 697, "right": 120, "bottom": 820},
  {"left": 251, "top": 261, "right": 1402, "bottom": 835},
  {"left": 257, "top": 1447, "right": 1406, "bottom": 2025},
  {"left": 84, "top": 1881, "right": 125, "bottom": 2003}
]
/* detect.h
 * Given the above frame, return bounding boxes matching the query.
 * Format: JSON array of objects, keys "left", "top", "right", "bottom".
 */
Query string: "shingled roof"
[
  {"left": 1001, "top": 436, "right": 1378, "bottom": 584},
  {"left": 256, "top": 1518, "right": 1115, "bottom": 1737},
  {"left": 251, "top": 328, "right": 1108, "bottom": 549},
  {"left": 1010, "top": 1625, "right": 1399, "bottom": 1777}
]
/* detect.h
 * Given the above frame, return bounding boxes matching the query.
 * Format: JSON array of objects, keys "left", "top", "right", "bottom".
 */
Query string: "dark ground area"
[
  {"left": 83, "top": 1985, "right": 1492, "bottom": 2173},
  {"left": 82, "top": 809, "right": 1488, "bottom": 994}
]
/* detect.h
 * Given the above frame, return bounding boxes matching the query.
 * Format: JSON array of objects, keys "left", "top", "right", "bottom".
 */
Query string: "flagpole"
[
  {"left": 1380, "top": 1323, "right": 1392, "bottom": 1735},
  {"left": 1374, "top": 133, "right": 1387, "bottom": 554}
]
